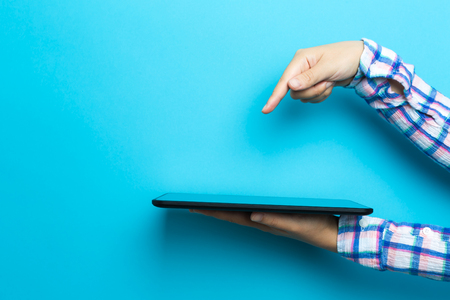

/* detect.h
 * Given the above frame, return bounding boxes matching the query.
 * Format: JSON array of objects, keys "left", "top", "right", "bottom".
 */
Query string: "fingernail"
[
  {"left": 289, "top": 78, "right": 300, "bottom": 89},
  {"left": 251, "top": 212, "right": 264, "bottom": 222},
  {"left": 326, "top": 81, "right": 334, "bottom": 89}
]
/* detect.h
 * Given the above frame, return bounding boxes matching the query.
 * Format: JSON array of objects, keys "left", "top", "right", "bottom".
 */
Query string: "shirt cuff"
[
  {"left": 338, "top": 215, "right": 450, "bottom": 281},
  {"left": 347, "top": 38, "right": 450, "bottom": 127},
  {"left": 344, "top": 65, "right": 364, "bottom": 89},
  {"left": 337, "top": 215, "right": 388, "bottom": 271}
]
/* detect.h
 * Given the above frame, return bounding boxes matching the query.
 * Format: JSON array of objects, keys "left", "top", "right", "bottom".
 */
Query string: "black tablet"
[{"left": 152, "top": 193, "right": 373, "bottom": 215}]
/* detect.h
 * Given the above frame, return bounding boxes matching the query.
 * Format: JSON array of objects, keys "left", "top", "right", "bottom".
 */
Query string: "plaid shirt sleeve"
[
  {"left": 338, "top": 39, "right": 450, "bottom": 281},
  {"left": 346, "top": 38, "right": 450, "bottom": 170},
  {"left": 338, "top": 215, "right": 450, "bottom": 281}
]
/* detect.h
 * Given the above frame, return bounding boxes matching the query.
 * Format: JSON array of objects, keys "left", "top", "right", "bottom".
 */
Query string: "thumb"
[
  {"left": 250, "top": 212, "right": 299, "bottom": 233},
  {"left": 288, "top": 61, "right": 332, "bottom": 91}
]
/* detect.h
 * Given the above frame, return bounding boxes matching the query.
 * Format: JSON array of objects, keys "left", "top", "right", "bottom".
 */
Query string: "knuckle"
[
  {"left": 301, "top": 71, "right": 314, "bottom": 84},
  {"left": 295, "top": 49, "right": 303, "bottom": 56},
  {"left": 263, "top": 215, "right": 279, "bottom": 228},
  {"left": 312, "top": 86, "right": 322, "bottom": 98}
]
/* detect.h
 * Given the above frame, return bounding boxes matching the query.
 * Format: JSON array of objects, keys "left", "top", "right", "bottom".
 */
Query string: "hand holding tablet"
[{"left": 153, "top": 193, "right": 373, "bottom": 253}]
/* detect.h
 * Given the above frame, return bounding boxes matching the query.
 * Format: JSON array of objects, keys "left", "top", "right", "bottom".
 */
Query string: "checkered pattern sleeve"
[
  {"left": 346, "top": 38, "right": 450, "bottom": 170},
  {"left": 338, "top": 215, "right": 450, "bottom": 281}
]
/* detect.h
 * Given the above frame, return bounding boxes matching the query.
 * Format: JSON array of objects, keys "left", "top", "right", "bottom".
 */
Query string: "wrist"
[
  {"left": 302, "top": 215, "right": 338, "bottom": 253},
  {"left": 323, "top": 215, "right": 339, "bottom": 253}
]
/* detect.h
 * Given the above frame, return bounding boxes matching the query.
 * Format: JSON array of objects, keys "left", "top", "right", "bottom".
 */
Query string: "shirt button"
[
  {"left": 359, "top": 219, "right": 369, "bottom": 228},
  {"left": 422, "top": 227, "right": 432, "bottom": 236}
]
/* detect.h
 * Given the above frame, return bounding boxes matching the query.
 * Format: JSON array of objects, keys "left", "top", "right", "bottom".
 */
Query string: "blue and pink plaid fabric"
[
  {"left": 338, "top": 39, "right": 450, "bottom": 281},
  {"left": 338, "top": 215, "right": 450, "bottom": 281},
  {"left": 347, "top": 38, "right": 450, "bottom": 170}
]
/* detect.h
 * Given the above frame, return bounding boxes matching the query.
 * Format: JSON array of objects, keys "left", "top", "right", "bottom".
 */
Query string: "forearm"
[
  {"left": 347, "top": 39, "right": 450, "bottom": 170},
  {"left": 338, "top": 215, "right": 450, "bottom": 281}
]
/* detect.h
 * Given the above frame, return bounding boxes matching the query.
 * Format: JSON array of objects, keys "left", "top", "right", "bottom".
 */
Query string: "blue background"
[{"left": 1, "top": 0, "right": 450, "bottom": 299}]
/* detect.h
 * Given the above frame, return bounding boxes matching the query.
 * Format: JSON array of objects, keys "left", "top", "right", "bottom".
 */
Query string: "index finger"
[{"left": 262, "top": 54, "right": 308, "bottom": 114}]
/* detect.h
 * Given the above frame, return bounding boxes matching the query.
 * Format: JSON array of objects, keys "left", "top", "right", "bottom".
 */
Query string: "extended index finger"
[{"left": 262, "top": 54, "right": 308, "bottom": 114}]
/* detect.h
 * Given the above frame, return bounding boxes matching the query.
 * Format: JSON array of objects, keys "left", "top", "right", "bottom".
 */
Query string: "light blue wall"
[{"left": 1, "top": 1, "right": 450, "bottom": 298}]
